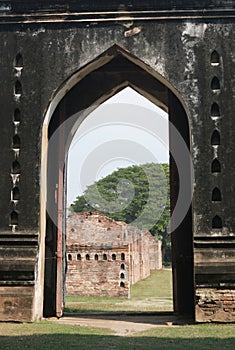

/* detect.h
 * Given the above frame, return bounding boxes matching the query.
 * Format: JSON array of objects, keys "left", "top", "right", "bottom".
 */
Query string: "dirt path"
[{"left": 52, "top": 314, "right": 182, "bottom": 336}]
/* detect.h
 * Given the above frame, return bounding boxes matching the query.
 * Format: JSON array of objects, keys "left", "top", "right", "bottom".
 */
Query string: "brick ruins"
[
  {"left": 66, "top": 212, "right": 162, "bottom": 298},
  {"left": 0, "top": 1, "right": 235, "bottom": 322}
]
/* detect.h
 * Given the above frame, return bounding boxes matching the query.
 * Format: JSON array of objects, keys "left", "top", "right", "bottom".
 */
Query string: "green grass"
[
  {"left": 131, "top": 269, "right": 173, "bottom": 299},
  {"left": 0, "top": 322, "right": 235, "bottom": 350},
  {"left": 65, "top": 268, "right": 173, "bottom": 313}
]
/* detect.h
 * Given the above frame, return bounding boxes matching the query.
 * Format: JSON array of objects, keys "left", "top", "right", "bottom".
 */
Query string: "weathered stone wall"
[
  {"left": 65, "top": 212, "right": 162, "bottom": 297},
  {"left": 196, "top": 289, "right": 235, "bottom": 323},
  {"left": 0, "top": 0, "right": 234, "bottom": 321}
]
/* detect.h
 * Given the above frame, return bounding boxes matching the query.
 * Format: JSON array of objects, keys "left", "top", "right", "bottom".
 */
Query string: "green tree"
[{"left": 70, "top": 163, "right": 171, "bottom": 263}]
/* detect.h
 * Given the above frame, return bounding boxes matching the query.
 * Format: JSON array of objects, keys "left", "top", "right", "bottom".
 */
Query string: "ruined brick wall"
[
  {"left": 66, "top": 212, "right": 162, "bottom": 297},
  {"left": 196, "top": 289, "right": 235, "bottom": 322},
  {"left": 66, "top": 245, "right": 130, "bottom": 297}
]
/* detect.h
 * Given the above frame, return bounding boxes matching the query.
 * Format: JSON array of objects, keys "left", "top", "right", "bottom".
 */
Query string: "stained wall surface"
[
  {"left": 0, "top": 0, "right": 234, "bottom": 322},
  {"left": 66, "top": 212, "right": 162, "bottom": 297}
]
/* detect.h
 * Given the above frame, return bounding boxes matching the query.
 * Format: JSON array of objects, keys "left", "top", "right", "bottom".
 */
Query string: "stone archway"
[{"left": 40, "top": 45, "right": 194, "bottom": 319}]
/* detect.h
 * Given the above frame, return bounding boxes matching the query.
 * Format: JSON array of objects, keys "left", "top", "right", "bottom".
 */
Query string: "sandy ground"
[{"left": 52, "top": 314, "right": 185, "bottom": 336}]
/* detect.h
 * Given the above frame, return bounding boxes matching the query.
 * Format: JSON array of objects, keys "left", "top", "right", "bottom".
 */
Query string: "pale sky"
[{"left": 67, "top": 87, "right": 169, "bottom": 205}]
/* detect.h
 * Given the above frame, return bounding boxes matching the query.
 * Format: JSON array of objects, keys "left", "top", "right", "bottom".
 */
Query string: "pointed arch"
[
  {"left": 212, "top": 187, "right": 222, "bottom": 201},
  {"left": 211, "top": 102, "right": 220, "bottom": 118},
  {"left": 11, "top": 160, "right": 21, "bottom": 174},
  {"left": 15, "top": 53, "right": 23, "bottom": 68},
  {"left": 39, "top": 44, "right": 194, "bottom": 320},
  {"left": 10, "top": 211, "right": 19, "bottom": 225},
  {"left": 14, "top": 80, "right": 22, "bottom": 95},
  {"left": 211, "top": 76, "right": 220, "bottom": 91},
  {"left": 212, "top": 215, "right": 222, "bottom": 229},
  {"left": 12, "top": 187, "right": 20, "bottom": 201},
  {"left": 211, "top": 130, "right": 220, "bottom": 146},
  {"left": 13, "top": 135, "right": 21, "bottom": 149},
  {"left": 211, "top": 159, "right": 221, "bottom": 173},
  {"left": 210, "top": 50, "right": 220, "bottom": 66}
]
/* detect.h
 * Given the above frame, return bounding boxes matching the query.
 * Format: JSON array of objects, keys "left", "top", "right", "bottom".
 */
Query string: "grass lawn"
[
  {"left": 65, "top": 268, "right": 173, "bottom": 313},
  {"left": 0, "top": 321, "right": 235, "bottom": 350}
]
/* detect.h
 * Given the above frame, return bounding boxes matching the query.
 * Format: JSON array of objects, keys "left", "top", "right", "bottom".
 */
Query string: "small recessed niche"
[
  {"left": 12, "top": 135, "right": 21, "bottom": 150},
  {"left": 77, "top": 254, "right": 81, "bottom": 261},
  {"left": 121, "top": 253, "right": 125, "bottom": 261},
  {"left": 211, "top": 102, "right": 220, "bottom": 118},
  {"left": 14, "top": 81, "right": 22, "bottom": 96},
  {"left": 112, "top": 253, "right": 116, "bottom": 261},
  {"left": 11, "top": 160, "right": 21, "bottom": 174},
  {"left": 120, "top": 282, "right": 125, "bottom": 288},
  {"left": 15, "top": 53, "right": 23, "bottom": 68},
  {"left": 86, "top": 254, "right": 90, "bottom": 261},
  {"left": 10, "top": 211, "right": 18, "bottom": 225},
  {"left": 211, "top": 76, "right": 220, "bottom": 92},
  {"left": 120, "top": 273, "right": 125, "bottom": 279},
  {"left": 12, "top": 187, "right": 20, "bottom": 201},
  {"left": 68, "top": 254, "right": 72, "bottom": 261},
  {"left": 212, "top": 215, "right": 222, "bottom": 229},
  {"left": 211, "top": 159, "right": 221, "bottom": 173},
  {"left": 13, "top": 108, "right": 21, "bottom": 123},
  {"left": 211, "top": 130, "right": 220, "bottom": 146},
  {"left": 210, "top": 50, "right": 220, "bottom": 66},
  {"left": 103, "top": 254, "right": 107, "bottom": 261},
  {"left": 212, "top": 187, "right": 222, "bottom": 201},
  {"left": 95, "top": 254, "right": 99, "bottom": 261},
  {"left": 120, "top": 263, "right": 125, "bottom": 270}
]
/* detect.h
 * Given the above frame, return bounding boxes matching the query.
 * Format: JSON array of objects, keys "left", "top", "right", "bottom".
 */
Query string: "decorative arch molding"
[{"left": 37, "top": 44, "right": 194, "bottom": 320}]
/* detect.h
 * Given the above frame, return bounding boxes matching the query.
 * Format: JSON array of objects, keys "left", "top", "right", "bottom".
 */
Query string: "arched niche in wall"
[
  {"left": 210, "top": 50, "right": 220, "bottom": 66},
  {"left": 211, "top": 130, "right": 220, "bottom": 146}
]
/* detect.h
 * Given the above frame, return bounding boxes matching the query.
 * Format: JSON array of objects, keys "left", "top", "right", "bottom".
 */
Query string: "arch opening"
[{"left": 41, "top": 45, "right": 194, "bottom": 320}]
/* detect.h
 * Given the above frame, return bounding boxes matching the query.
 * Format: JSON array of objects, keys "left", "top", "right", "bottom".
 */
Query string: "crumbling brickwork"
[
  {"left": 66, "top": 212, "right": 162, "bottom": 297},
  {"left": 196, "top": 289, "right": 235, "bottom": 322}
]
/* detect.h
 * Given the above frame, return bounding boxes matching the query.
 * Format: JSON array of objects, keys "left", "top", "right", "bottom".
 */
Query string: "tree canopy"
[{"left": 70, "top": 162, "right": 171, "bottom": 262}]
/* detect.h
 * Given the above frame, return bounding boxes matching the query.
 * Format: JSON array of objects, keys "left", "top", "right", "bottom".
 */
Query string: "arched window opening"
[
  {"left": 211, "top": 77, "right": 220, "bottom": 92},
  {"left": 14, "top": 108, "right": 21, "bottom": 123},
  {"left": 211, "top": 102, "right": 220, "bottom": 118},
  {"left": 211, "top": 159, "right": 221, "bottom": 173},
  {"left": 77, "top": 254, "right": 81, "bottom": 261},
  {"left": 120, "top": 282, "right": 125, "bottom": 288},
  {"left": 210, "top": 50, "right": 220, "bottom": 66},
  {"left": 212, "top": 187, "right": 222, "bottom": 202},
  {"left": 112, "top": 253, "right": 116, "bottom": 261},
  {"left": 13, "top": 135, "right": 21, "bottom": 150},
  {"left": 86, "top": 254, "right": 90, "bottom": 261},
  {"left": 121, "top": 253, "right": 125, "bottom": 261},
  {"left": 10, "top": 211, "right": 18, "bottom": 225},
  {"left": 11, "top": 160, "right": 21, "bottom": 174},
  {"left": 15, "top": 53, "right": 23, "bottom": 68},
  {"left": 212, "top": 215, "right": 222, "bottom": 229},
  {"left": 45, "top": 46, "right": 194, "bottom": 319},
  {"left": 14, "top": 81, "right": 22, "bottom": 96},
  {"left": 12, "top": 187, "right": 20, "bottom": 201},
  {"left": 120, "top": 273, "right": 125, "bottom": 279},
  {"left": 68, "top": 254, "right": 72, "bottom": 261},
  {"left": 95, "top": 254, "right": 99, "bottom": 261},
  {"left": 211, "top": 130, "right": 220, "bottom": 146}
]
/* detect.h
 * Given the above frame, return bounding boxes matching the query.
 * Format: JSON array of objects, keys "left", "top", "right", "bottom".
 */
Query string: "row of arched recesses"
[
  {"left": 10, "top": 53, "right": 24, "bottom": 229},
  {"left": 43, "top": 44, "right": 194, "bottom": 318},
  {"left": 210, "top": 49, "right": 223, "bottom": 231},
  {"left": 210, "top": 50, "right": 221, "bottom": 91},
  {"left": 68, "top": 252, "right": 126, "bottom": 261},
  {"left": 14, "top": 53, "right": 23, "bottom": 96}
]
